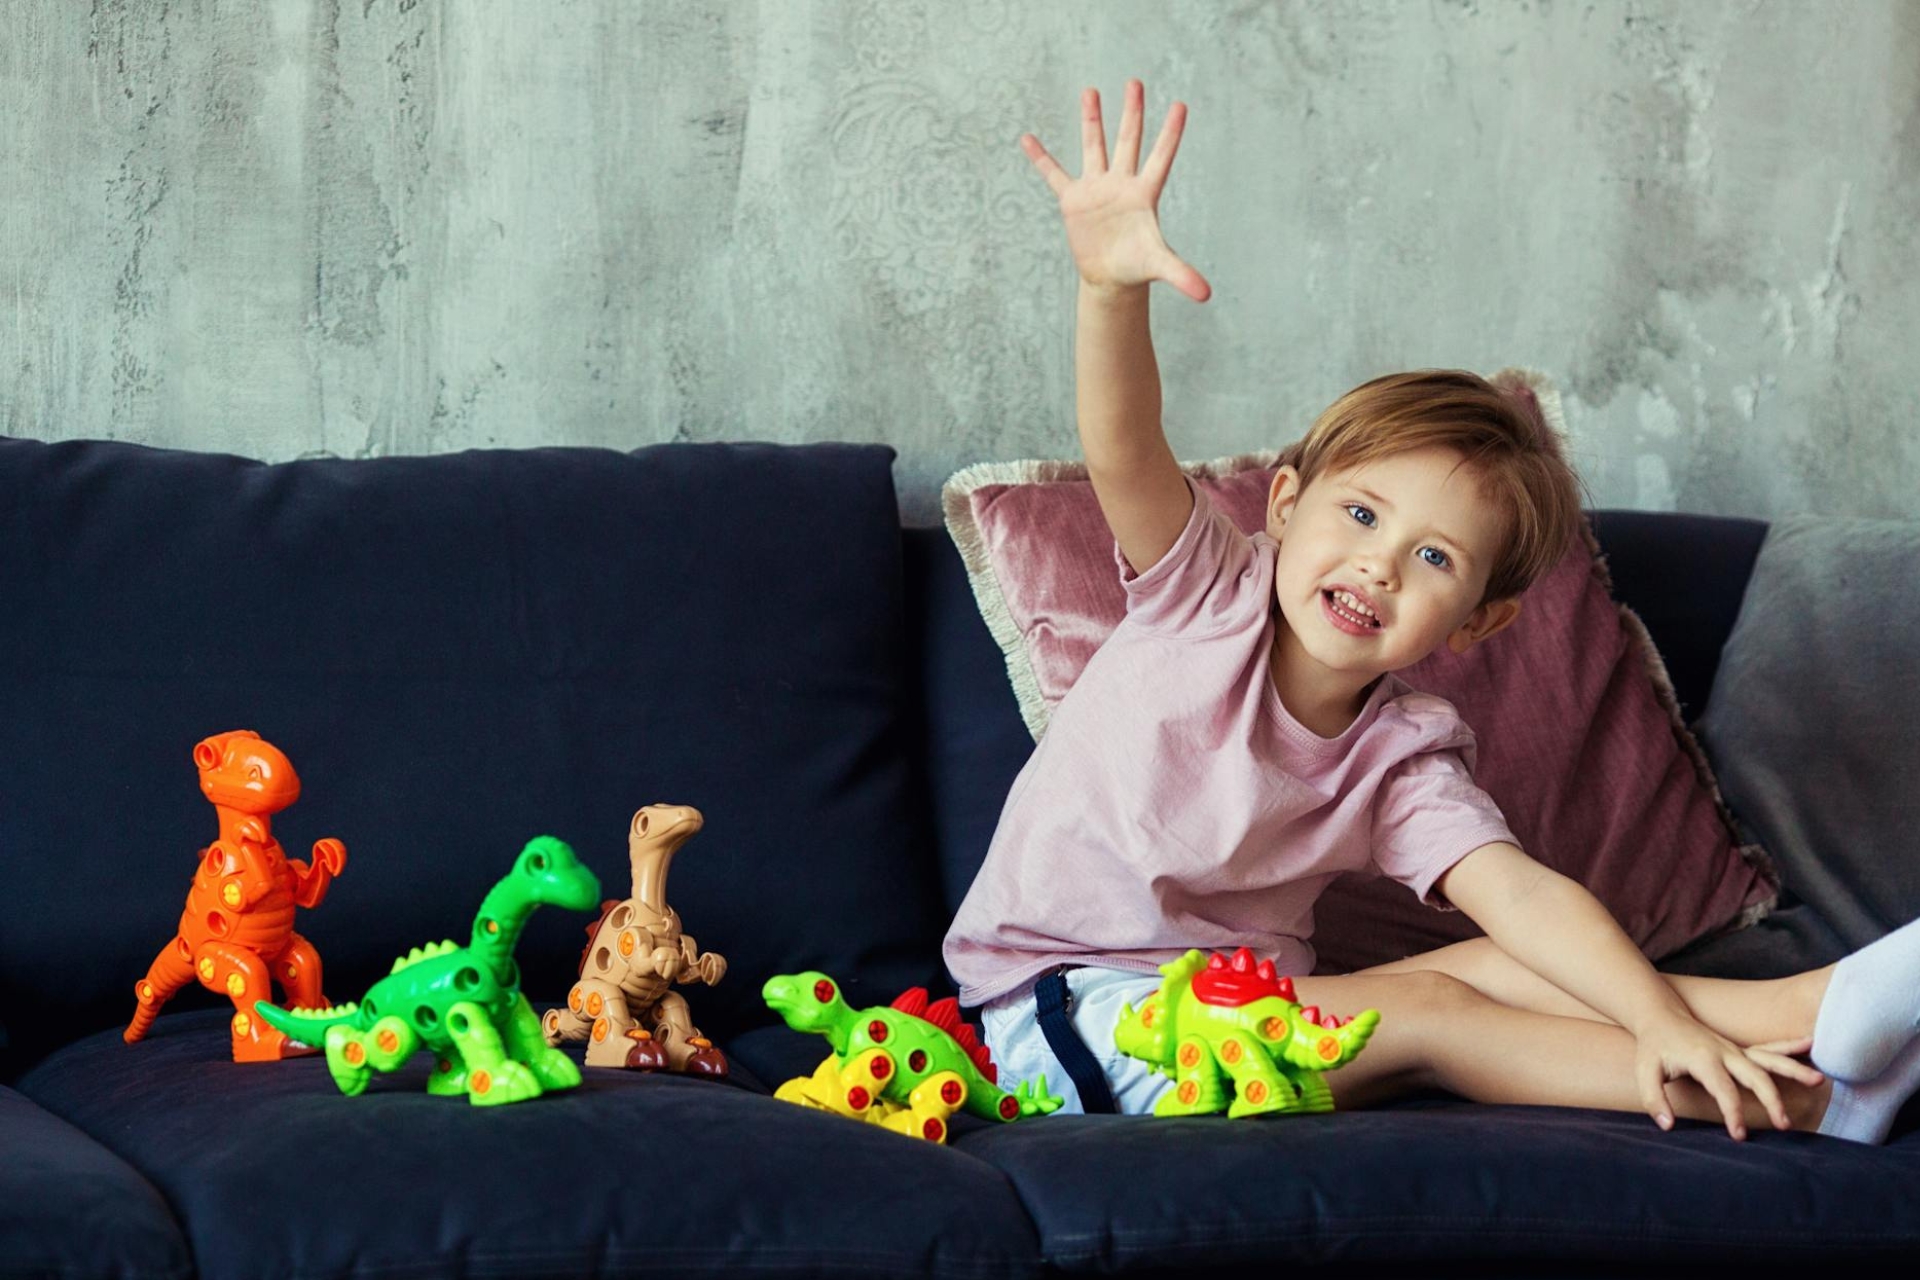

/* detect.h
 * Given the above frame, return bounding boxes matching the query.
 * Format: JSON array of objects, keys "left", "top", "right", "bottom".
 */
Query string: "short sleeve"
[
  {"left": 1119, "top": 478, "right": 1267, "bottom": 637},
  {"left": 1371, "top": 747, "right": 1517, "bottom": 909}
]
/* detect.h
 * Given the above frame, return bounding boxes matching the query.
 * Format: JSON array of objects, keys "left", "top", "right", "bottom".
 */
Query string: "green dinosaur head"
[
  {"left": 762, "top": 971, "right": 854, "bottom": 1039},
  {"left": 1114, "top": 991, "right": 1173, "bottom": 1068},
  {"left": 511, "top": 836, "right": 602, "bottom": 912}
]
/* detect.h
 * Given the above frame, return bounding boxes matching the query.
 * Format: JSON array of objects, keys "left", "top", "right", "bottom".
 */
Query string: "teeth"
[{"left": 1331, "top": 590, "right": 1378, "bottom": 623}]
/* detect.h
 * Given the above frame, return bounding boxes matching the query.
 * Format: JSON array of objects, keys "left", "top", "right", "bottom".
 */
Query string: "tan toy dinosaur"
[{"left": 542, "top": 804, "right": 728, "bottom": 1076}]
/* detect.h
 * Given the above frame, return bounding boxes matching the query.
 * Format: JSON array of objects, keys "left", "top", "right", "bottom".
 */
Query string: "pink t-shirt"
[{"left": 944, "top": 480, "right": 1518, "bottom": 1008}]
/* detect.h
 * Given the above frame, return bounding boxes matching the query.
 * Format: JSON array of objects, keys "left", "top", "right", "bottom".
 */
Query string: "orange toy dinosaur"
[{"left": 124, "top": 730, "right": 348, "bottom": 1062}]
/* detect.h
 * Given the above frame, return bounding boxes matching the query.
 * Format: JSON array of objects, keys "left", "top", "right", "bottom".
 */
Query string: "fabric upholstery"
[
  {"left": 953, "top": 1097, "right": 1920, "bottom": 1269},
  {"left": 1697, "top": 516, "right": 1920, "bottom": 950},
  {"left": 0, "top": 1084, "right": 191, "bottom": 1280},
  {"left": 0, "top": 437, "right": 946, "bottom": 1073},
  {"left": 19, "top": 1014, "right": 1042, "bottom": 1280},
  {"left": 943, "top": 458, "right": 1775, "bottom": 972}
]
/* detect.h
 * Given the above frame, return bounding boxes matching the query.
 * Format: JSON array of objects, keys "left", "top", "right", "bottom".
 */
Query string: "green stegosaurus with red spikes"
[{"left": 762, "top": 972, "right": 1061, "bottom": 1143}]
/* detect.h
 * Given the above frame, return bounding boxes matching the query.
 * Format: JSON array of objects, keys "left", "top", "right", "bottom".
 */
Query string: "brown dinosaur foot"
[
  {"left": 622, "top": 1029, "right": 670, "bottom": 1071},
  {"left": 678, "top": 1039, "right": 729, "bottom": 1080}
]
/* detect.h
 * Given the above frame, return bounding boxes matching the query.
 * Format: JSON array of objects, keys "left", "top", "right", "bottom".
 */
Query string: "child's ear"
[
  {"left": 1266, "top": 465, "right": 1302, "bottom": 540},
  {"left": 1447, "top": 597, "right": 1522, "bottom": 655}
]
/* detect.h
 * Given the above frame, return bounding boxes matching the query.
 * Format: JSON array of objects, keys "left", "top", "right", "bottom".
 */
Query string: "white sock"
[
  {"left": 1817, "top": 1035, "right": 1920, "bottom": 1145},
  {"left": 1811, "top": 915, "right": 1920, "bottom": 1083}
]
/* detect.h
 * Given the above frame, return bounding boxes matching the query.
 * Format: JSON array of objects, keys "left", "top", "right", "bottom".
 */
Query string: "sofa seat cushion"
[
  {"left": 952, "top": 1102, "right": 1920, "bottom": 1269},
  {"left": 0, "top": 438, "right": 948, "bottom": 1071},
  {"left": 0, "top": 1084, "right": 192, "bottom": 1280},
  {"left": 21, "top": 1011, "right": 1044, "bottom": 1280}
]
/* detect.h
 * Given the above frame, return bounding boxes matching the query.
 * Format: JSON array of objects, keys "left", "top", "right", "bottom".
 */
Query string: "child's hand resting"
[
  {"left": 1635, "top": 1016, "right": 1822, "bottom": 1139},
  {"left": 1022, "top": 80, "right": 1212, "bottom": 302}
]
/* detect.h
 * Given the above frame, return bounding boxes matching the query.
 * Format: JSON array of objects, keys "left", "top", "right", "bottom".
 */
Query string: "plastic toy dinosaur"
[
  {"left": 125, "top": 730, "right": 348, "bottom": 1062},
  {"left": 543, "top": 804, "right": 728, "bottom": 1076},
  {"left": 254, "top": 836, "right": 601, "bottom": 1106},
  {"left": 763, "top": 971, "right": 1062, "bottom": 1143},
  {"left": 1114, "top": 947, "right": 1380, "bottom": 1118}
]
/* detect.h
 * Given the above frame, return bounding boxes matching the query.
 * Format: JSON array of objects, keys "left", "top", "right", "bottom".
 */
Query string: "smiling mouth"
[{"left": 1322, "top": 589, "right": 1383, "bottom": 631}]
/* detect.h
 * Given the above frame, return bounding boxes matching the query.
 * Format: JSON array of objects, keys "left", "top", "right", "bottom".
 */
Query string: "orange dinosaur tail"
[{"left": 125, "top": 942, "right": 196, "bottom": 1043}]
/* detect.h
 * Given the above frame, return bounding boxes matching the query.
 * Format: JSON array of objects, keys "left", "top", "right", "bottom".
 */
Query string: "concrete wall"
[{"left": 4, "top": 0, "right": 1916, "bottom": 524}]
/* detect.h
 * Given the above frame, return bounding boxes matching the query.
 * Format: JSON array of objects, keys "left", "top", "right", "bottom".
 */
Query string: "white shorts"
[{"left": 979, "top": 966, "right": 1172, "bottom": 1117}]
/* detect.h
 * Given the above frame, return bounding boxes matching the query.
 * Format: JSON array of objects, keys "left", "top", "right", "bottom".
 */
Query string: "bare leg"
[
  {"left": 1293, "top": 970, "right": 1831, "bottom": 1136},
  {"left": 1361, "top": 937, "right": 1835, "bottom": 1048}
]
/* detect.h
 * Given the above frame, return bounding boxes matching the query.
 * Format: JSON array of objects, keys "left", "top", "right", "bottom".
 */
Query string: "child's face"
[{"left": 1266, "top": 446, "right": 1520, "bottom": 681}]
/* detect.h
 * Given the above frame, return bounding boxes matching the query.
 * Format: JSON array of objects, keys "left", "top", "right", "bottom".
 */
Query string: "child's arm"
[
  {"left": 1023, "top": 81, "right": 1212, "bottom": 576},
  {"left": 1438, "top": 841, "right": 1793, "bottom": 1139}
]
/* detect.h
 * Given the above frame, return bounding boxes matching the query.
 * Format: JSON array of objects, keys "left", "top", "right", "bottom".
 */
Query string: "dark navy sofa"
[{"left": 1, "top": 437, "right": 1913, "bottom": 1280}]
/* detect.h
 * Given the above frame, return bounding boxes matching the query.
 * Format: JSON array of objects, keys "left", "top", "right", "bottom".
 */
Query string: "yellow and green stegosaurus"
[
  {"left": 762, "top": 972, "right": 1061, "bottom": 1143},
  {"left": 1114, "top": 948, "right": 1380, "bottom": 1118}
]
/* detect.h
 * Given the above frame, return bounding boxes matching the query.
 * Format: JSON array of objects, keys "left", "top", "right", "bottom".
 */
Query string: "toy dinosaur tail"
[
  {"left": 254, "top": 999, "right": 366, "bottom": 1048},
  {"left": 125, "top": 942, "right": 197, "bottom": 1044}
]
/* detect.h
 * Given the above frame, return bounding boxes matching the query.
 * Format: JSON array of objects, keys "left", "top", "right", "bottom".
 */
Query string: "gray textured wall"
[{"left": 4, "top": 0, "right": 1916, "bottom": 524}]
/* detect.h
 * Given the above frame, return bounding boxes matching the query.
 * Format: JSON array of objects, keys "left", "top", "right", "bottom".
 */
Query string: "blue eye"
[
  {"left": 1344, "top": 504, "right": 1376, "bottom": 527},
  {"left": 1419, "top": 547, "right": 1451, "bottom": 569}
]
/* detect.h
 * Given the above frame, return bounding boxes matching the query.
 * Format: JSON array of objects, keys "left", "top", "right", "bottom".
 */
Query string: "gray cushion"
[{"left": 1697, "top": 516, "right": 1920, "bottom": 950}]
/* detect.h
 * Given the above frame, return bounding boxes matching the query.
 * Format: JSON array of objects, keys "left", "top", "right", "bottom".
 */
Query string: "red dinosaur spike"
[
  {"left": 1300, "top": 1005, "right": 1321, "bottom": 1026},
  {"left": 1193, "top": 949, "right": 1298, "bottom": 1009},
  {"left": 1276, "top": 976, "right": 1297, "bottom": 1003},
  {"left": 895, "top": 993, "right": 999, "bottom": 1085}
]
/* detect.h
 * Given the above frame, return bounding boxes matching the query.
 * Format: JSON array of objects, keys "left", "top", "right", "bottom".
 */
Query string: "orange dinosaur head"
[{"left": 194, "top": 730, "right": 300, "bottom": 814}]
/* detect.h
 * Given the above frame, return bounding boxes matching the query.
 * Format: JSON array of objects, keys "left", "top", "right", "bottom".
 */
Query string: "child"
[{"left": 944, "top": 80, "right": 1920, "bottom": 1144}]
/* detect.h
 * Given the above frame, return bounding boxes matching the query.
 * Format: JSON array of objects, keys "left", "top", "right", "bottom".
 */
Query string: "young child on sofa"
[{"left": 944, "top": 80, "right": 1920, "bottom": 1143}]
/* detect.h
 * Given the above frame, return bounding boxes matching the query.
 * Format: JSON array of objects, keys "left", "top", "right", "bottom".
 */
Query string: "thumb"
[{"left": 1159, "top": 249, "right": 1212, "bottom": 303}]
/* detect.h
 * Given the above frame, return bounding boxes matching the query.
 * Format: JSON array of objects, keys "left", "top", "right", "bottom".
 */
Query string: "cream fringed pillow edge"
[{"left": 941, "top": 449, "right": 1280, "bottom": 741}]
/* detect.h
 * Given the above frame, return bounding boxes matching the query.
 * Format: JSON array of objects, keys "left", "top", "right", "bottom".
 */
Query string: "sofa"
[{"left": 1, "top": 435, "right": 1914, "bottom": 1280}]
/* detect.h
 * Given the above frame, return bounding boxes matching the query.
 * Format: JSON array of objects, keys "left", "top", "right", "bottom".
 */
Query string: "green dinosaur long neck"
[{"left": 471, "top": 874, "right": 537, "bottom": 983}]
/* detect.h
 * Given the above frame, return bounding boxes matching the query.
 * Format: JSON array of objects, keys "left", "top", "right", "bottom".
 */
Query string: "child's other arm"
[
  {"left": 1023, "top": 81, "right": 1211, "bottom": 576},
  {"left": 1439, "top": 841, "right": 1795, "bottom": 1140}
]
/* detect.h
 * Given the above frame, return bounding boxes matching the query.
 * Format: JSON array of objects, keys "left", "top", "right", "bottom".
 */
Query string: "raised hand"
[{"left": 1022, "top": 80, "right": 1211, "bottom": 302}]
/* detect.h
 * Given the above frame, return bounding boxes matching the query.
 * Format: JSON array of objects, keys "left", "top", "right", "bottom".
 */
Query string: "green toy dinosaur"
[
  {"left": 762, "top": 971, "right": 1061, "bottom": 1139},
  {"left": 1114, "top": 948, "right": 1380, "bottom": 1118},
  {"left": 255, "top": 836, "right": 601, "bottom": 1106}
]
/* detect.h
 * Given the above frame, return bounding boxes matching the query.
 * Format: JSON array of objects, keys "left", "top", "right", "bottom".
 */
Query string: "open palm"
[{"left": 1022, "top": 80, "right": 1211, "bottom": 302}]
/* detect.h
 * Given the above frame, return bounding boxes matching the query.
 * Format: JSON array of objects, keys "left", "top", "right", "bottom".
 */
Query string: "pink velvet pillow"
[{"left": 943, "top": 450, "right": 1776, "bottom": 973}]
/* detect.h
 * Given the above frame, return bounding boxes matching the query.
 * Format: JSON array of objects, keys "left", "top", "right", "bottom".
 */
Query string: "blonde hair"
[{"left": 1277, "top": 369, "right": 1586, "bottom": 603}]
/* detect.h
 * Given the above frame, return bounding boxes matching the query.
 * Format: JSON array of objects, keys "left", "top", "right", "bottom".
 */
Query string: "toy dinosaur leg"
[
  {"left": 323, "top": 1015, "right": 419, "bottom": 1097},
  {"left": 271, "top": 931, "right": 328, "bottom": 1011},
  {"left": 125, "top": 938, "right": 195, "bottom": 1043},
  {"left": 541, "top": 979, "right": 595, "bottom": 1046},
  {"left": 775, "top": 1055, "right": 847, "bottom": 1109},
  {"left": 1154, "top": 1035, "right": 1230, "bottom": 1117},
  {"left": 446, "top": 1001, "right": 541, "bottom": 1106},
  {"left": 647, "top": 991, "right": 728, "bottom": 1077},
  {"left": 564, "top": 978, "right": 645, "bottom": 1068},
  {"left": 882, "top": 1070, "right": 967, "bottom": 1143},
  {"left": 1217, "top": 1034, "right": 1307, "bottom": 1118},
  {"left": 1281, "top": 1066, "right": 1334, "bottom": 1114},
  {"left": 504, "top": 992, "right": 582, "bottom": 1093},
  {"left": 199, "top": 941, "right": 312, "bottom": 1062},
  {"left": 426, "top": 1046, "right": 470, "bottom": 1096}
]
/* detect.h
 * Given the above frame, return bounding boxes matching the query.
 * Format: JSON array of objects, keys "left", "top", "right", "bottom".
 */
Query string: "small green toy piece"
[
  {"left": 1114, "top": 947, "right": 1380, "bottom": 1118},
  {"left": 763, "top": 972, "right": 1062, "bottom": 1141},
  {"left": 255, "top": 836, "right": 601, "bottom": 1106}
]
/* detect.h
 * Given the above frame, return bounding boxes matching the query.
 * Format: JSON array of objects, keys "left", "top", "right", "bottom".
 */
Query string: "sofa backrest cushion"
[
  {"left": 1698, "top": 515, "right": 1920, "bottom": 950},
  {"left": 0, "top": 438, "right": 947, "bottom": 1073}
]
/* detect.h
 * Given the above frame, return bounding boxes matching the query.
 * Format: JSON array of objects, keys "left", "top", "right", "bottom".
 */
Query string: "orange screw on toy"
[{"left": 123, "top": 730, "right": 348, "bottom": 1062}]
